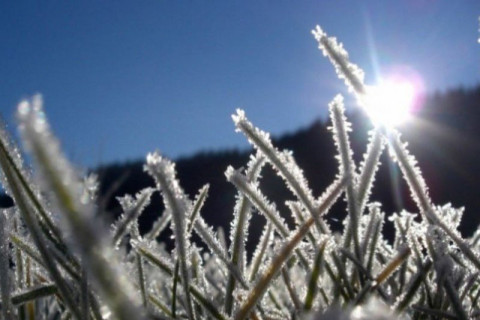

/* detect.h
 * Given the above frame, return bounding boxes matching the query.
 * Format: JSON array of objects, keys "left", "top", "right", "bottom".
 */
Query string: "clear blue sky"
[{"left": 1, "top": 1, "right": 479, "bottom": 167}]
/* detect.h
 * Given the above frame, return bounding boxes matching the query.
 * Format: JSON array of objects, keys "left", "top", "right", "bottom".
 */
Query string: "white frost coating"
[
  {"left": 112, "top": 187, "right": 155, "bottom": 246},
  {"left": 312, "top": 26, "right": 366, "bottom": 96},
  {"left": 314, "top": 176, "right": 348, "bottom": 215},
  {"left": 17, "top": 95, "right": 96, "bottom": 224},
  {"left": 17, "top": 96, "right": 144, "bottom": 320},
  {"left": 357, "top": 129, "right": 385, "bottom": 214},
  {"left": 0, "top": 210, "right": 14, "bottom": 320},
  {"left": 145, "top": 209, "right": 171, "bottom": 241},
  {"left": 188, "top": 184, "right": 209, "bottom": 232},
  {"left": 190, "top": 244, "right": 209, "bottom": 294},
  {"left": 387, "top": 130, "right": 432, "bottom": 215},
  {"left": 434, "top": 203, "right": 463, "bottom": 231},
  {"left": 194, "top": 216, "right": 227, "bottom": 262},
  {"left": 81, "top": 173, "right": 99, "bottom": 204},
  {"left": 329, "top": 95, "right": 356, "bottom": 182},
  {"left": 117, "top": 187, "right": 155, "bottom": 215},
  {"left": 228, "top": 152, "right": 265, "bottom": 259},
  {"left": 431, "top": 205, "right": 480, "bottom": 274},
  {"left": 329, "top": 94, "right": 362, "bottom": 257},
  {"left": 145, "top": 152, "right": 190, "bottom": 209},
  {"left": 248, "top": 222, "right": 274, "bottom": 283},
  {"left": 232, "top": 110, "right": 315, "bottom": 205},
  {"left": 144, "top": 151, "right": 195, "bottom": 320},
  {"left": 225, "top": 152, "right": 266, "bottom": 314},
  {"left": 0, "top": 118, "right": 30, "bottom": 198},
  {"left": 286, "top": 201, "right": 308, "bottom": 228},
  {"left": 226, "top": 166, "right": 290, "bottom": 238},
  {"left": 193, "top": 215, "right": 247, "bottom": 287},
  {"left": 232, "top": 109, "right": 323, "bottom": 235},
  {"left": 361, "top": 204, "right": 387, "bottom": 272},
  {"left": 388, "top": 210, "right": 418, "bottom": 245},
  {"left": 0, "top": 112, "right": 57, "bottom": 238},
  {"left": 469, "top": 228, "right": 480, "bottom": 248},
  {"left": 144, "top": 152, "right": 191, "bottom": 249}
]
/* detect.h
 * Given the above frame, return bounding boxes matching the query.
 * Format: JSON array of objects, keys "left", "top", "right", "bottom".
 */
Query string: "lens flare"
[{"left": 362, "top": 79, "right": 417, "bottom": 127}]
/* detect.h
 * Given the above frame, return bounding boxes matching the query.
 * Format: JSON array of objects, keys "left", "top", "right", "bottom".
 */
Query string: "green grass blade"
[
  {"left": 303, "top": 239, "right": 327, "bottom": 311},
  {"left": 10, "top": 283, "right": 57, "bottom": 307}
]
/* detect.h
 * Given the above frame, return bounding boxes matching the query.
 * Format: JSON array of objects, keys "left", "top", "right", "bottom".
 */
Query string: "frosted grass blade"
[
  {"left": 329, "top": 95, "right": 361, "bottom": 259},
  {"left": 193, "top": 215, "right": 247, "bottom": 288},
  {"left": 232, "top": 110, "right": 330, "bottom": 235},
  {"left": 387, "top": 130, "right": 432, "bottom": 216},
  {"left": 237, "top": 219, "right": 318, "bottom": 320},
  {"left": 235, "top": 177, "right": 345, "bottom": 320},
  {"left": 374, "top": 246, "right": 411, "bottom": 288},
  {"left": 357, "top": 129, "right": 385, "bottom": 214},
  {"left": 112, "top": 187, "right": 155, "bottom": 246},
  {"left": 303, "top": 239, "right": 327, "bottom": 311},
  {"left": 145, "top": 209, "right": 171, "bottom": 241},
  {"left": 133, "top": 242, "right": 226, "bottom": 320},
  {"left": 226, "top": 166, "right": 311, "bottom": 268},
  {"left": 248, "top": 223, "right": 273, "bottom": 283},
  {"left": 0, "top": 121, "right": 66, "bottom": 256},
  {"left": 388, "top": 131, "right": 480, "bottom": 271},
  {"left": 17, "top": 96, "right": 143, "bottom": 320},
  {"left": 0, "top": 137, "right": 82, "bottom": 319},
  {"left": 225, "top": 152, "right": 265, "bottom": 314},
  {"left": 187, "top": 184, "right": 209, "bottom": 233},
  {"left": 130, "top": 224, "right": 148, "bottom": 308},
  {"left": 144, "top": 152, "right": 195, "bottom": 320},
  {"left": 0, "top": 210, "right": 14, "bottom": 320},
  {"left": 312, "top": 26, "right": 366, "bottom": 96},
  {"left": 226, "top": 166, "right": 291, "bottom": 238}
]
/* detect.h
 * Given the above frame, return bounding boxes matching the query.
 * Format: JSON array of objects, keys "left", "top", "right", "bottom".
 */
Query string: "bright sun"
[{"left": 362, "top": 79, "right": 417, "bottom": 127}]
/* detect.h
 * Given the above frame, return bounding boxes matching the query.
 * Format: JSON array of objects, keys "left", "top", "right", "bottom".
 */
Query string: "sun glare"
[{"left": 362, "top": 79, "right": 417, "bottom": 127}]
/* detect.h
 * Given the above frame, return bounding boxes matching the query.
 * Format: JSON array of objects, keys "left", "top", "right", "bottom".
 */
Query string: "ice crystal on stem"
[
  {"left": 312, "top": 25, "right": 366, "bottom": 96},
  {"left": 144, "top": 151, "right": 196, "bottom": 320}
]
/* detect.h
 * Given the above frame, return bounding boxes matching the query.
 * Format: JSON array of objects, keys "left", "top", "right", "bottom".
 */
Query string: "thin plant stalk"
[
  {"left": 225, "top": 153, "right": 265, "bottom": 315},
  {"left": 0, "top": 210, "right": 14, "bottom": 320},
  {"left": 234, "top": 177, "right": 346, "bottom": 320},
  {"left": 17, "top": 98, "right": 144, "bottom": 320},
  {"left": 304, "top": 239, "right": 327, "bottom": 311},
  {"left": 0, "top": 143, "right": 82, "bottom": 319},
  {"left": 232, "top": 110, "right": 330, "bottom": 235}
]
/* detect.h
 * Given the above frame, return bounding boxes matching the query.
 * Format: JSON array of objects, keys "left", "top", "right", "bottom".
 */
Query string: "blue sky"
[{"left": 1, "top": 1, "right": 479, "bottom": 167}]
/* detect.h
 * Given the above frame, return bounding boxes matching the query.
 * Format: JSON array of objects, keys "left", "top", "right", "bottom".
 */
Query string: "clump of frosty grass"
[{"left": 1, "top": 26, "right": 480, "bottom": 320}]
